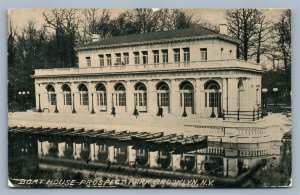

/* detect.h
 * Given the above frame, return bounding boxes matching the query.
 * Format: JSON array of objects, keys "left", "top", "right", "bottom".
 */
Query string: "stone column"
[
  {"left": 107, "top": 146, "right": 115, "bottom": 162},
  {"left": 127, "top": 146, "right": 136, "bottom": 166},
  {"left": 126, "top": 81, "right": 134, "bottom": 114},
  {"left": 149, "top": 151, "right": 159, "bottom": 168},
  {"left": 40, "top": 83, "right": 48, "bottom": 111},
  {"left": 106, "top": 82, "right": 113, "bottom": 114},
  {"left": 88, "top": 82, "right": 96, "bottom": 113},
  {"left": 171, "top": 154, "right": 181, "bottom": 171},
  {"left": 196, "top": 154, "right": 206, "bottom": 173},
  {"left": 222, "top": 78, "right": 227, "bottom": 113},
  {"left": 35, "top": 83, "right": 40, "bottom": 110},
  {"left": 54, "top": 83, "right": 62, "bottom": 113},
  {"left": 71, "top": 83, "right": 78, "bottom": 113},
  {"left": 147, "top": 81, "right": 157, "bottom": 116},
  {"left": 195, "top": 79, "right": 202, "bottom": 115},
  {"left": 198, "top": 79, "right": 205, "bottom": 116},
  {"left": 227, "top": 78, "right": 239, "bottom": 112},
  {"left": 223, "top": 158, "right": 238, "bottom": 177},
  {"left": 170, "top": 80, "right": 179, "bottom": 114},
  {"left": 58, "top": 142, "right": 66, "bottom": 158}
]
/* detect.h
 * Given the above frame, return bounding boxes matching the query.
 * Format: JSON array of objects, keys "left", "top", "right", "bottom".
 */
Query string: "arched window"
[
  {"left": 62, "top": 84, "right": 71, "bottom": 105},
  {"left": 179, "top": 81, "right": 194, "bottom": 108},
  {"left": 156, "top": 82, "right": 169, "bottom": 107},
  {"left": 134, "top": 82, "right": 147, "bottom": 108},
  {"left": 114, "top": 83, "right": 126, "bottom": 106},
  {"left": 46, "top": 84, "right": 56, "bottom": 105},
  {"left": 204, "top": 80, "right": 221, "bottom": 108},
  {"left": 96, "top": 83, "right": 107, "bottom": 107},
  {"left": 78, "top": 84, "right": 89, "bottom": 106}
]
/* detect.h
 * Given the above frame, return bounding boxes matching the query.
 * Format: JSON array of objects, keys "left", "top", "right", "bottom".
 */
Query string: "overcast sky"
[{"left": 8, "top": 8, "right": 286, "bottom": 30}]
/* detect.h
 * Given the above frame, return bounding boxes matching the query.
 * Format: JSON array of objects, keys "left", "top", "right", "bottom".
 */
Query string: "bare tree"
[{"left": 226, "top": 9, "right": 263, "bottom": 61}]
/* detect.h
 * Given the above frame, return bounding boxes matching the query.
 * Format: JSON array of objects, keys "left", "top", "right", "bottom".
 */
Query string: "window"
[
  {"left": 115, "top": 83, "right": 126, "bottom": 106},
  {"left": 142, "top": 51, "right": 148, "bottom": 64},
  {"left": 96, "top": 83, "right": 106, "bottom": 107},
  {"left": 153, "top": 50, "right": 159, "bottom": 64},
  {"left": 47, "top": 85, "right": 56, "bottom": 105},
  {"left": 99, "top": 55, "right": 104, "bottom": 66},
  {"left": 97, "top": 93, "right": 106, "bottom": 106},
  {"left": 86, "top": 57, "right": 91, "bottom": 67},
  {"left": 134, "top": 83, "right": 147, "bottom": 107},
  {"left": 162, "top": 49, "right": 168, "bottom": 64},
  {"left": 106, "top": 54, "right": 112, "bottom": 66},
  {"left": 200, "top": 48, "right": 207, "bottom": 61},
  {"left": 123, "top": 52, "right": 129, "bottom": 65},
  {"left": 183, "top": 48, "right": 190, "bottom": 62},
  {"left": 173, "top": 48, "right": 180, "bottom": 63},
  {"left": 62, "top": 84, "right": 71, "bottom": 105},
  {"left": 209, "top": 92, "right": 219, "bottom": 107},
  {"left": 79, "top": 84, "right": 88, "bottom": 106},
  {"left": 115, "top": 53, "right": 121, "bottom": 65},
  {"left": 134, "top": 52, "right": 140, "bottom": 64},
  {"left": 157, "top": 82, "right": 170, "bottom": 107}
]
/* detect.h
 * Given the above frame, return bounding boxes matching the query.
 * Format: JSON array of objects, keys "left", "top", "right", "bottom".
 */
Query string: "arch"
[
  {"left": 179, "top": 81, "right": 194, "bottom": 91},
  {"left": 46, "top": 84, "right": 55, "bottom": 92},
  {"left": 156, "top": 81, "right": 169, "bottom": 91},
  {"left": 61, "top": 84, "right": 71, "bottom": 106},
  {"left": 238, "top": 80, "right": 244, "bottom": 90},
  {"left": 134, "top": 82, "right": 147, "bottom": 109},
  {"left": 96, "top": 83, "right": 106, "bottom": 92},
  {"left": 134, "top": 82, "right": 147, "bottom": 91},
  {"left": 78, "top": 83, "right": 88, "bottom": 92},
  {"left": 114, "top": 83, "right": 126, "bottom": 91},
  {"left": 61, "top": 84, "right": 71, "bottom": 92},
  {"left": 204, "top": 80, "right": 221, "bottom": 90}
]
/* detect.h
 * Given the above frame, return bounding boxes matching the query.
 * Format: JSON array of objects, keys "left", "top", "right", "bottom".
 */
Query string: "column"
[
  {"left": 170, "top": 80, "right": 179, "bottom": 114},
  {"left": 223, "top": 158, "right": 238, "bottom": 177},
  {"left": 106, "top": 82, "right": 113, "bottom": 114},
  {"left": 58, "top": 142, "right": 66, "bottom": 157},
  {"left": 107, "top": 146, "right": 115, "bottom": 163},
  {"left": 35, "top": 83, "right": 40, "bottom": 110},
  {"left": 126, "top": 81, "right": 134, "bottom": 114},
  {"left": 171, "top": 154, "right": 181, "bottom": 171},
  {"left": 195, "top": 79, "right": 202, "bottom": 115},
  {"left": 227, "top": 78, "right": 239, "bottom": 112},
  {"left": 147, "top": 81, "right": 157, "bottom": 116},
  {"left": 149, "top": 151, "right": 159, "bottom": 168},
  {"left": 40, "top": 83, "right": 48, "bottom": 111},
  {"left": 54, "top": 83, "right": 62, "bottom": 113},
  {"left": 196, "top": 154, "right": 206, "bottom": 173},
  {"left": 88, "top": 82, "right": 96, "bottom": 113},
  {"left": 127, "top": 146, "right": 136, "bottom": 166},
  {"left": 71, "top": 83, "right": 78, "bottom": 113},
  {"left": 222, "top": 78, "right": 228, "bottom": 112}
]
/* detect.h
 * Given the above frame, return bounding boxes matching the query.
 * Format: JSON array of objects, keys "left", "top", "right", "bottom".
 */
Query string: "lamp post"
[
  {"left": 273, "top": 88, "right": 279, "bottom": 106},
  {"left": 90, "top": 93, "right": 95, "bottom": 114},
  {"left": 262, "top": 88, "right": 268, "bottom": 108}
]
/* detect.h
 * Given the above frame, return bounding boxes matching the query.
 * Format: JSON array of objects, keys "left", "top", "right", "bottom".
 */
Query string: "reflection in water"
[{"left": 8, "top": 130, "right": 291, "bottom": 188}]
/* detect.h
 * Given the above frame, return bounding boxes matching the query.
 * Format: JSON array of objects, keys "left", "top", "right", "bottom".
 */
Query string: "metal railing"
[
  {"left": 34, "top": 59, "right": 261, "bottom": 77},
  {"left": 223, "top": 108, "right": 264, "bottom": 121}
]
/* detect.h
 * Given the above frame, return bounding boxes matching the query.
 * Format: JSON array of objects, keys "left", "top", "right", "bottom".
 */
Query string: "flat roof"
[{"left": 76, "top": 27, "right": 240, "bottom": 51}]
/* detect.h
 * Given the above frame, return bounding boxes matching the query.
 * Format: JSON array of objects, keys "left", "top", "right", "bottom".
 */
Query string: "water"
[{"left": 8, "top": 131, "right": 291, "bottom": 188}]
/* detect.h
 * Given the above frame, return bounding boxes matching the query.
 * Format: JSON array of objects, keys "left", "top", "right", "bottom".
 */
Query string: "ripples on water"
[{"left": 8, "top": 130, "right": 291, "bottom": 188}]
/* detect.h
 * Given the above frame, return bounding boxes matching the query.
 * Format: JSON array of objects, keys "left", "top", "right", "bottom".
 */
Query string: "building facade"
[{"left": 33, "top": 27, "right": 262, "bottom": 117}]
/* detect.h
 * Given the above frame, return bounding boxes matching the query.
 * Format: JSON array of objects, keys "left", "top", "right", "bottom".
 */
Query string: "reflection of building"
[{"left": 33, "top": 26, "right": 261, "bottom": 117}]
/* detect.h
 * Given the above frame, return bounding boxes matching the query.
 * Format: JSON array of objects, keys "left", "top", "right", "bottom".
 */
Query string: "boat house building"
[{"left": 33, "top": 26, "right": 262, "bottom": 117}]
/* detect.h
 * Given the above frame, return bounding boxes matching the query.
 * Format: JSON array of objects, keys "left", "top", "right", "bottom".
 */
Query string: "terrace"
[{"left": 33, "top": 59, "right": 261, "bottom": 78}]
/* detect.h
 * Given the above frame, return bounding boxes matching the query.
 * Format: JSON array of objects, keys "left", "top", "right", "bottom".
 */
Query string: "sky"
[
  {"left": 7, "top": 8, "right": 287, "bottom": 68},
  {"left": 8, "top": 8, "right": 285, "bottom": 30}
]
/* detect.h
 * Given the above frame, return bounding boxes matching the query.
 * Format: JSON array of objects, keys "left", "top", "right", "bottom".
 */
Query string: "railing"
[
  {"left": 223, "top": 107, "right": 264, "bottom": 121},
  {"left": 34, "top": 59, "right": 261, "bottom": 77}
]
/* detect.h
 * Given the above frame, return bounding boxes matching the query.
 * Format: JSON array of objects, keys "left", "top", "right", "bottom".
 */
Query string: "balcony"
[{"left": 33, "top": 59, "right": 262, "bottom": 78}]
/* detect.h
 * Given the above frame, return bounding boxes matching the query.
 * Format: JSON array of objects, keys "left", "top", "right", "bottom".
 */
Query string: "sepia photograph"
[{"left": 7, "top": 8, "right": 292, "bottom": 188}]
